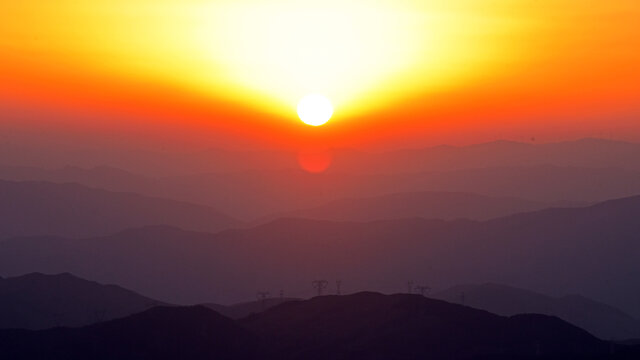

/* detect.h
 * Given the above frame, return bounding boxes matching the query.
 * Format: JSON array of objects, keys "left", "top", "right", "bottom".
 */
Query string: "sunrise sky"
[{"left": 1, "top": 0, "right": 639, "bottom": 150}]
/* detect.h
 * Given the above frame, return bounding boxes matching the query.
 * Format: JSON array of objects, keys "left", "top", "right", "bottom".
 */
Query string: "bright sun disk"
[{"left": 297, "top": 94, "right": 333, "bottom": 126}]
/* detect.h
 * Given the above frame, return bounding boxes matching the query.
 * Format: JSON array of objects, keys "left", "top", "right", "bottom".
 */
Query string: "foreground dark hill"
[
  {"left": 433, "top": 283, "right": 640, "bottom": 340},
  {"left": 2, "top": 293, "right": 635, "bottom": 360},
  {"left": 242, "top": 292, "right": 615, "bottom": 360},
  {"left": 0, "top": 273, "right": 164, "bottom": 330},
  {"left": 204, "top": 297, "right": 299, "bottom": 319},
  {"left": 272, "top": 191, "right": 554, "bottom": 222},
  {"left": 0, "top": 306, "right": 255, "bottom": 360},
  {"left": 2, "top": 195, "right": 640, "bottom": 317},
  {"left": 0, "top": 179, "right": 240, "bottom": 238}
]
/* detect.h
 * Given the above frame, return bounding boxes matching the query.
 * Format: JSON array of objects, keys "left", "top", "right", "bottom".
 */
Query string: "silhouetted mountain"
[
  {"left": 618, "top": 339, "right": 640, "bottom": 346},
  {"left": 242, "top": 292, "right": 615, "bottom": 359},
  {"left": 0, "top": 179, "right": 240, "bottom": 238},
  {"left": 270, "top": 191, "right": 555, "bottom": 222},
  {"left": 433, "top": 283, "right": 640, "bottom": 340},
  {"left": 2, "top": 195, "right": 640, "bottom": 318},
  {"left": 204, "top": 297, "right": 300, "bottom": 319},
  {"left": 0, "top": 306, "right": 256, "bottom": 360},
  {"left": 1, "top": 294, "right": 636, "bottom": 360},
  {"left": 0, "top": 272, "right": 164, "bottom": 330}
]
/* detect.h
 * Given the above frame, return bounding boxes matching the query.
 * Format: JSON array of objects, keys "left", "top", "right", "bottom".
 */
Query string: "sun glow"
[
  {"left": 5, "top": 0, "right": 638, "bottom": 138},
  {"left": 200, "top": 0, "right": 430, "bottom": 119},
  {"left": 0, "top": 0, "right": 537, "bottom": 124}
]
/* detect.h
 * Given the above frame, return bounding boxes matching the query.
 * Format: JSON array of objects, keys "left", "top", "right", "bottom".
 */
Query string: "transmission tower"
[
  {"left": 336, "top": 280, "right": 342, "bottom": 295},
  {"left": 415, "top": 285, "right": 431, "bottom": 296},
  {"left": 256, "top": 291, "right": 270, "bottom": 310},
  {"left": 312, "top": 280, "right": 329, "bottom": 296},
  {"left": 94, "top": 308, "right": 107, "bottom": 323},
  {"left": 52, "top": 312, "right": 64, "bottom": 327}
]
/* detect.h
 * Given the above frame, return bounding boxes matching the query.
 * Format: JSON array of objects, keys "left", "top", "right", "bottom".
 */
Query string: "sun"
[{"left": 297, "top": 94, "right": 333, "bottom": 126}]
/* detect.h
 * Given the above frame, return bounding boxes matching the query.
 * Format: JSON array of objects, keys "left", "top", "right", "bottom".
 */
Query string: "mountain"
[
  {"left": 4, "top": 140, "right": 640, "bottom": 220},
  {"left": 241, "top": 292, "right": 616, "bottom": 359},
  {"left": 2, "top": 195, "right": 640, "bottom": 318},
  {"left": 433, "top": 283, "right": 640, "bottom": 340},
  {"left": 0, "top": 306, "right": 256, "bottom": 360},
  {"left": 328, "top": 138, "right": 640, "bottom": 174},
  {"left": 159, "top": 165, "right": 637, "bottom": 218},
  {"left": 0, "top": 272, "right": 164, "bottom": 330},
  {"left": 1, "top": 293, "right": 635, "bottom": 359},
  {"left": 0, "top": 141, "right": 298, "bottom": 176},
  {"left": 0, "top": 179, "right": 240, "bottom": 238},
  {"left": 270, "top": 191, "right": 556, "bottom": 222},
  {"left": 204, "top": 298, "right": 299, "bottom": 319},
  {"left": 0, "top": 165, "right": 154, "bottom": 192},
  {"left": 5, "top": 138, "right": 640, "bottom": 176},
  {"left": 2, "top": 163, "right": 638, "bottom": 220}
]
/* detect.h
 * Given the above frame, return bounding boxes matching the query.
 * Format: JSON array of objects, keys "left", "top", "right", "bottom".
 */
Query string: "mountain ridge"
[
  {"left": 0, "top": 272, "right": 165, "bottom": 330},
  {"left": 1, "top": 292, "right": 632, "bottom": 359},
  {"left": 0, "top": 179, "right": 241, "bottom": 238},
  {"left": 433, "top": 283, "right": 640, "bottom": 340},
  {"left": 1, "top": 194, "right": 639, "bottom": 317}
]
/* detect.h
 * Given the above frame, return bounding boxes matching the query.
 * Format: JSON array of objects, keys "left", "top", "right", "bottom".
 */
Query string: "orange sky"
[{"left": 1, "top": 0, "right": 639, "bottom": 150}]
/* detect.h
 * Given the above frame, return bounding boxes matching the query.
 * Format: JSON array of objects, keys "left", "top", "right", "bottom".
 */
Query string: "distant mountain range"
[
  {"left": 0, "top": 179, "right": 240, "bottom": 238},
  {"left": 160, "top": 164, "right": 637, "bottom": 219},
  {"left": 2, "top": 195, "right": 640, "bottom": 319},
  {"left": 4, "top": 138, "right": 640, "bottom": 175},
  {"left": 2, "top": 292, "right": 634, "bottom": 359},
  {"left": 267, "top": 191, "right": 560, "bottom": 222},
  {"left": 329, "top": 138, "right": 640, "bottom": 174},
  {"left": 3, "top": 139, "right": 640, "bottom": 219},
  {"left": 0, "top": 273, "right": 164, "bottom": 330},
  {"left": 433, "top": 283, "right": 640, "bottom": 340},
  {"left": 2, "top": 164, "right": 639, "bottom": 220}
]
